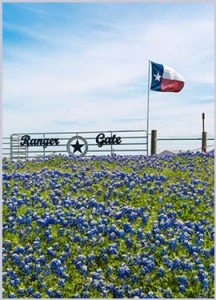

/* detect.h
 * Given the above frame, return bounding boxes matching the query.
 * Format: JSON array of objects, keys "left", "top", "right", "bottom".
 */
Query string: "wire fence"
[
  {"left": 2, "top": 132, "right": 215, "bottom": 160},
  {"left": 156, "top": 136, "right": 215, "bottom": 154}
]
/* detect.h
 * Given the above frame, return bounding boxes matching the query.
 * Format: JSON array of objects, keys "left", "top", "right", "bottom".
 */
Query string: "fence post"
[
  {"left": 202, "top": 113, "right": 207, "bottom": 152},
  {"left": 151, "top": 130, "right": 157, "bottom": 155},
  {"left": 202, "top": 131, "right": 207, "bottom": 152}
]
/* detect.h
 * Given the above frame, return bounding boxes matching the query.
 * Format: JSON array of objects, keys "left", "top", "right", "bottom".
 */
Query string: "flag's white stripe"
[{"left": 163, "top": 65, "right": 184, "bottom": 82}]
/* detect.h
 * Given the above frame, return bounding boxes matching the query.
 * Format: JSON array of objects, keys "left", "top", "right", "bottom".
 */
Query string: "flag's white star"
[{"left": 154, "top": 72, "right": 161, "bottom": 81}]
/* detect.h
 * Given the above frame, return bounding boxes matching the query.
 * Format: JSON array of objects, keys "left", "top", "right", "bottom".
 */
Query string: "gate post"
[
  {"left": 151, "top": 130, "right": 157, "bottom": 155},
  {"left": 10, "top": 135, "right": 13, "bottom": 160}
]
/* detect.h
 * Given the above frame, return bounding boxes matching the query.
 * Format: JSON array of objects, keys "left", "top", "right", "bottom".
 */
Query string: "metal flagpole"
[{"left": 146, "top": 60, "right": 151, "bottom": 156}]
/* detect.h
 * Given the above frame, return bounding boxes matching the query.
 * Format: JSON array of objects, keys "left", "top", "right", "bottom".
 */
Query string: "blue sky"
[{"left": 3, "top": 2, "right": 214, "bottom": 137}]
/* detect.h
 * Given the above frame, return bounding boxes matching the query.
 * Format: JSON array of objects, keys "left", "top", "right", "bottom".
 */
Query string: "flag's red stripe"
[{"left": 161, "top": 79, "right": 184, "bottom": 93}]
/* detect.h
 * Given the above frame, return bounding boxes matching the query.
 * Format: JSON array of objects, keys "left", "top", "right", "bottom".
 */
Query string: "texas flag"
[{"left": 150, "top": 61, "right": 184, "bottom": 93}]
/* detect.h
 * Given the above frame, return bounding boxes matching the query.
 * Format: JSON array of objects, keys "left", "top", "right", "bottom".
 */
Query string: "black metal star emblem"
[
  {"left": 71, "top": 140, "right": 84, "bottom": 154},
  {"left": 67, "top": 136, "right": 88, "bottom": 156}
]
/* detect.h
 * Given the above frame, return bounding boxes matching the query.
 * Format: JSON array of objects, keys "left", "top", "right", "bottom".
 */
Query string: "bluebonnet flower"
[
  {"left": 82, "top": 291, "right": 90, "bottom": 298},
  {"left": 142, "top": 186, "right": 148, "bottom": 193},
  {"left": 132, "top": 274, "right": 139, "bottom": 283},
  {"left": 47, "top": 247, "right": 56, "bottom": 257},
  {"left": 58, "top": 278, "right": 66, "bottom": 288},
  {"left": 109, "top": 232, "right": 116, "bottom": 240},
  {"left": 4, "top": 240, "right": 12, "bottom": 250},
  {"left": 108, "top": 244, "right": 118, "bottom": 255},
  {"left": 198, "top": 270, "right": 209, "bottom": 283},
  {"left": 147, "top": 292, "right": 155, "bottom": 298},
  {"left": 209, "top": 263, "right": 214, "bottom": 279},
  {"left": 161, "top": 246, "right": 168, "bottom": 255},
  {"left": 125, "top": 236, "right": 133, "bottom": 248},
  {"left": 53, "top": 242, "right": 60, "bottom": 250},
  {"left": 33, "top": 292, "right": 41, "bottom": 298},
  {"left": 39, "top": 255, "right": 46, "bottom": 264},
  {"left": 10, "top": 279, "right": 16, "bottom": 287},
  {"left": 3, "top": 272, "right": 8, "bottom": 282},
  {"left": 33, "top": 238, "right": 41, "bottom": 248},
  {"left": 162, "top": 255, "right": 169, "bottom": 263},
  {"left": 118, "top": 263, "right": 130, "bottom": 279},
  {"left": 18, "top": 288, "right": 25, "bottom": 297},
  {"left": 177, "top": 275, "right": 188, "bottom": 287},
  {"left": 107, "top": 266, "right": 113, "bottom": 276},
  {"left": 115, "top": 288, "right": 124, "bottom": 298},
  {"left": 56, "top": 290, "right": 62, "bottom": 298},
  {"left": 43, "top": 264, "right": 51, "bottom": 276},
  {"left": 158, "top": 267, "right": 165, "bottom": 277},
  {"left": 117, "top": 229, "right": 125, "bottom": 238},
  {"left": 169, "top": 238, "right": 177, "bottom": 250},
  {"left": 141, "top": 267, "right": 148, "bottom": 276},
  {"left": 137, "top": 227, "right": 144, "bottom": 239},
  {"left": 158, "top": 196, "right": 163, "bottom": 203},
  {"left": 35, "top": 263, "right": 42, "bottom": 273},
  {"left": 51, "top": 258, "right": 62, "bottom": 269},
  {"left": 210, "top": 245, "right": 214, "bottom": 256},
  {"left": 8, "top": 269, "right": 17, "bottom": 280},
  {"left": 64, "top": 243, "right": 70, "bottom": 252},
  {"left": 8, "top": 293, "right": 16, "bottom": 298},
  {"left": 196, "top": 236, "right": 204, "bottom": 245},
  {"left": 27, "top": 286, "right": 34, "bottom": 295},
  {"left": 202, "top": 278, "right": 209, "bottom": 290},
  {"left": 179, "top": 285, "right": 186, "bottom": 293},
  {"left": 81, "top": 265, "right": 88, "bottom": 276},
  {"left": 123, "top": 222, "right": 133, "bottom": 233},
  {"left": 47, "top": 288, "right": 55, "bottom": 297},
  {"left": 39, "top": 281, "right": 47, "bottom": 289},
  {"left": 142, "top": 213, "right": 150, "bottom": 226},
  {"left": 3, "top": 254, "right": 8, "bottom": 264},
  {"left": 164, "top": 289, "right": 173, "bottom": 298}
]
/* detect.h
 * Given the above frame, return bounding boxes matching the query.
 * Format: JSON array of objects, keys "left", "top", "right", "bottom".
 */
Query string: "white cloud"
[{"left": 3, "top": 5, "right": 214, "bottom": 139}]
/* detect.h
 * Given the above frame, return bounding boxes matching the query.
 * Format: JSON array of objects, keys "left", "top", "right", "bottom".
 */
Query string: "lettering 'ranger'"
[{"left": 20, "top": 135, "right": 60, "bottom": 149}]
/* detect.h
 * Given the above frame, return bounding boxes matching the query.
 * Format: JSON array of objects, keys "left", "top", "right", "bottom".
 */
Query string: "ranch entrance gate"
[{"left": 8, "top": 129, "right": 148, "bottom": 160}]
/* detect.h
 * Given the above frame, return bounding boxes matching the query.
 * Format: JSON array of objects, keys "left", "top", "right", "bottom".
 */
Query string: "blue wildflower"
[
  {"left": 179, "top": 285, "right": 186, "bottom": 293},
  {"left": 164, "top": 289, "right": 173, "bottom": 298},
  {"left": 47, "top": 288, "right": 55, "bottom": 297},
  {"left": 107, "top": 266, "right": 113, "bottom": 276},
  {"left": 118, "top": 263, "right": 130, "bottom": 279},
  {"left": 158, "top": 267, "right": 165, "bottom": 277}
]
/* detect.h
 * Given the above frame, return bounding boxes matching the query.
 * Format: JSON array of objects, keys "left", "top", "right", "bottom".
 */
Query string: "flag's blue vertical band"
[{"left": 151, "top": 61, "right": 164, "bottom": 91}]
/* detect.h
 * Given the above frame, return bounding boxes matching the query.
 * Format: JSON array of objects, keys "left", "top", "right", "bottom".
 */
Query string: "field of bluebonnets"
[{"left": 2, "top": 151, "right": 215, "bottom": 298}]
